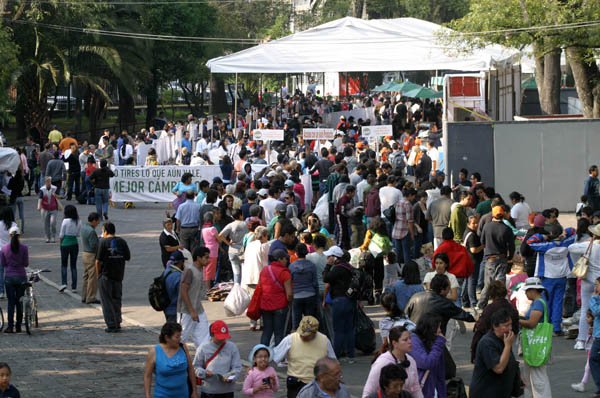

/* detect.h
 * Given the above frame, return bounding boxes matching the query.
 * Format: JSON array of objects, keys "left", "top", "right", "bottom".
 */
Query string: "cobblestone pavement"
[{"left": 0, "top": 197, "right": 588, "bottom": 397}]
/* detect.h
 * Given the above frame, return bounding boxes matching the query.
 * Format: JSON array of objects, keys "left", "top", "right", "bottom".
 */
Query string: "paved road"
[{"left": 1, "top": 196, "right": 588, "bottom": 396}]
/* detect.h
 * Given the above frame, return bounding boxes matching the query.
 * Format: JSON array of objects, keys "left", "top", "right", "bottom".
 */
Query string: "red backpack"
[{"left": 365, "top": 188, "right": 381, "bottom": 218}]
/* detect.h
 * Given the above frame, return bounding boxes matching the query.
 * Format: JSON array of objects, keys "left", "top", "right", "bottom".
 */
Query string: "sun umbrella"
[
  {"left": 403, "top": 86, "right": 441, "bottom": 99},
  {"left": 372, "top": 81, "right": 396, "bottom": 92},
  {"left": 394, "top": 81, "right": 422, "bottom": 93}
]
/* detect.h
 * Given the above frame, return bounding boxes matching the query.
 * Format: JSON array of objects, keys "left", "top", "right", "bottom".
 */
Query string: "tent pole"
[
  {"left": 346, "top": 72, "right": 349, "bottom": 97},
  {"left": 234, "top": 73, "right": 238, "bottom": 135}
]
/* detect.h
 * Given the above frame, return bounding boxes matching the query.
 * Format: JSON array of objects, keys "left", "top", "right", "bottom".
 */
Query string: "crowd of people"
[{"left": 1, "top": 89, "right": 599, "bottom": 398}]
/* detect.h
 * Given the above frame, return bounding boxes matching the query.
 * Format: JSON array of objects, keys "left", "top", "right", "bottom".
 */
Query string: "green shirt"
[
  {"left": 449, "top": 204, "right": 467, "bottom": 242},
  {"left": 80, "top": 222, "right": 98, "bottom": 253},
  {"left": 476, "top": 199, "right": 492, "bottom": 216}
]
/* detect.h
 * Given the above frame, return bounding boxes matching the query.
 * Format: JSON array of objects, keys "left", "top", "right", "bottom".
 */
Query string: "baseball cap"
[
  {"left": 492, "top": 206, "right": 505, "bottom": 218},
  {"left": 533, "top": 215, "right": 546, "bottom": 228},
  {"left": 246, "top": 189, "right": 257, "bottom": 200},
  {"left": 210, "top": 320, "right": 231, "bottom": 340},
  {"left": 267, "top": 171, "right": 277, "bottom": 178},
  {"left": 297, "top": 316, "right": 319, "bottom": 337},
  {"left": 169, "top": 250, "right": 187, "bottom": 263},
  {"left": 284, "top": 180, "right": 294, "bottom": 187},
  {"left": 323, "top": 245, "right": 344, "bottom": 258},
  {"left": 275, "top": 202, "right": 287, "bottom": 212},
  {"left": 8, "top": 226, "right": 20, "bottom": 235},
  {"left": 258, "top": 188, "right": 268, "bottom": 197}
]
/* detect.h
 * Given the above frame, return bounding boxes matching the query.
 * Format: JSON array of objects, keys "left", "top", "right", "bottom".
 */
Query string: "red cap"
[{"left": 210, "top": 320, "right": 231, "bottom": 340}]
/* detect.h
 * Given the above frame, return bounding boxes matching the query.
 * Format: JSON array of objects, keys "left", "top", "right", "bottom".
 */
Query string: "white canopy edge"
[{"left": 207, "top": 17, "right": 521, "bottom": 74}]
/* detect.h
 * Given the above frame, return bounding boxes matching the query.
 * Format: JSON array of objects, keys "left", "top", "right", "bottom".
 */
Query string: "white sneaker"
[
  {"left": 574, "top": 340, "right": 585, "bottom": 350},
  {"left": 571, "top": 382, "right": 585, "bottom": 392},
  {"left": 59, "top": 285, "right": 67, "bottom": 292},
  {"left": 563, "top": 317, "right": 574, "bottom": 326}
]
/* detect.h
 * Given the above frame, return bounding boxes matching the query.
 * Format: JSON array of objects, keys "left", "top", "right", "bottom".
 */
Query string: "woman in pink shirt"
[
  {"left": 201, "top": 211, "right": 229, "bottom": 290},
  {"left": 363, "top": 325, "right": 423, "bottom": 398},
  {"left": 243, "top": 344, "right": 279, "bottom": 398}
]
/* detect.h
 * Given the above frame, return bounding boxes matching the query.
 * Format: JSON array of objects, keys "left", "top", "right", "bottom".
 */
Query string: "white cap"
[
  {"left": 8, "top": 225, "right": 20, "bottom": 235},
  {"left": 258, "top": 188, "right": 269, "bottom": 197},
  {"left": 323, "top": 246, "right": 344, "bottom": 258}
]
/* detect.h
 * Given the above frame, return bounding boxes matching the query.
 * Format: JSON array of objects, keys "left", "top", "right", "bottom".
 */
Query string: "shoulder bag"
[
  {"left": 573, "top": 241, "right": 593, "bottom": 278},
  {"left": 196, "top": 342, "right": 226, "bottom": 386},
  {"left": 521, "top": 298, "right": 553, "bottom": 367}
]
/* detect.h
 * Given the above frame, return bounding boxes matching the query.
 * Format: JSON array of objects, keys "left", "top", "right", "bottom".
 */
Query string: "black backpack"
[
  {"left": 346, "top": 267, "right": 366, "bottom": 300},
  {"left": 148, "top": 270, "right": 175, "bottom": 311}
]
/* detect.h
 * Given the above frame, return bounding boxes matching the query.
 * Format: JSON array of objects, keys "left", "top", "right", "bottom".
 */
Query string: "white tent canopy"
[{"left": 207, "top": 17, "right": 520, "bottom": 74}]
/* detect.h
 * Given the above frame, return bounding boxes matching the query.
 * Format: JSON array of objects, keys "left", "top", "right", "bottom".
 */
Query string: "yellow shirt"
[
  {"left": 288, "top": 332, "right": 328, "bottom": 383},
  {"left": 48, "top": 129, "right": 63, "bottom": 143}
]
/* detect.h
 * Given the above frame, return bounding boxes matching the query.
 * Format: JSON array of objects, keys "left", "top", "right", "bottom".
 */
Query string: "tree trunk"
[
  {"left": 118, "top": 83, "right": 136, "bottom": 133},
  {"left": 88, "top": 88, "right": 106, "bottom": 144},
  {"left": 566, "top": 46, "right": 600, "bottom": 118},
  {"left": 145, "top": 69, "right": 159, "bottom": 128},
  {"left": 18, "top": 72, "right": 50, "bottom": 140},
  {"left": 540, "top": 49, "right": 562, "bottom": 115},
  {"left": 210, "top": 74, "right": 228, "bottom": 114}
]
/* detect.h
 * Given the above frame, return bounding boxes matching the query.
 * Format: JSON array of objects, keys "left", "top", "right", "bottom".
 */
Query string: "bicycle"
[{"left": 21, "top": 269, "right": 51, "bottom": 335}]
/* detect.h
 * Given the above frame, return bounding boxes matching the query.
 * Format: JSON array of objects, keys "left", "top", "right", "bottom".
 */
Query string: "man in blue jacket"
[
  {"left": 527, "top": 227, "right": 576, "bottom": 335},
  {"left": 162, "top": 250, "right": 185, "bottom": 323}
]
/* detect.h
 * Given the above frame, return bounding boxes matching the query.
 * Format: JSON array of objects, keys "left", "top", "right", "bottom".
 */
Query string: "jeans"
[
  {"left": 66, "top": 171, "right": 81, "bottom": 200},
  {"left": 477, "top": 259, "right": 486, "bottom": 290},
  {"left": 261, "top": 307, "right": 288, "bottom": 347},
  {"left": 466, "top": 258, "right": 481, "bottom": 308},
  {"left": 84, "top": 176, "right": 95, "bottom": 204},
  {"left": 11, "top": 197, "right": 24, "bottom": 232},
  {"left": 5, "top": 275, "right": 27, "bottom": 329},
  {"left": 413, "top": 232, "right": 425, "bottom": 259},
  {"left": 98, "top": 276, "right": 122, "bottom": 329},
  {"left": 95, "top": 188, "right": 110, "bottom": 217},
  {"left": 394, "top": 234, "right": 412, "bottom": 264},
  {"left": 292, "top": 295, "right": 317, "bottom": 330},
  {"left": 477, "top": 257, "right": 509, "bottom": 309},
  {"left": 41, "top": 209, "right": 58, "bottom": 240},
  {"left": 563, "top": 277, "right": 578, "bottom": 318},
  {"left": 589, "top": 338, "right": 600, "bottom": 394},
  {"left": 60, "top": 244, "right": 78, "bottom": 289},
  {"left": 579, "top": 279, "right": 595, "bottom": 342},
  {"left": 229, "top": 251, "right": 242, "bottom": 284},
  {"left": 455, "top": 277, "right": 465, "bottom": 307},
  {"left": 541, "top": 276, "right": 566, "bottom": 332},
  {"left": 331, "top": 296, "right": 356, "bottom": 359}
]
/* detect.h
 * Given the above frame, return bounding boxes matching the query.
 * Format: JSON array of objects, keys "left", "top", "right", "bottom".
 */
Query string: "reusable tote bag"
[{"left": 521, "top": 298, "right": 552, "bottom": 367}]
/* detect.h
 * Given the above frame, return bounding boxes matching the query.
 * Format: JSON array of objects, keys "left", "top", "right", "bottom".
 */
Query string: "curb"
[{"left": 38, "top": 274, "right": 263, "bottom": 370}]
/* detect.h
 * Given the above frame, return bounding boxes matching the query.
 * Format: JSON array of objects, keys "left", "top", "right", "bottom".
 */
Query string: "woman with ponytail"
[{"left": 363, "top": 325, "right": 423, "bottom": 398}]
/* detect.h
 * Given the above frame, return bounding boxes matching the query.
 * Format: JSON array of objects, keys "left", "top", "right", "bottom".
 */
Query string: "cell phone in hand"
[{"left": 262, "top": 377, "right": 271, "bottom": 386}]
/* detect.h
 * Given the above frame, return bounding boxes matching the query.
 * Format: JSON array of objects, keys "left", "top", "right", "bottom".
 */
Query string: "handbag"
[
  {"left": 383, "top": 204, "right": 396, "bottom": 224},
  {"left": 521, "top": 298, "right": 553, "bottom": 367},
  {"left": 443, "top": 346, "right": 456, "bottom": 380},
  {"left": 246, "top": 283, "right": 263, "bottom": 321},
  {"left": 573, "top": 241, "right": 593, "bottom": 278},
  {"left": 196, "top": 342, "right": 226, "bottom": 386}
]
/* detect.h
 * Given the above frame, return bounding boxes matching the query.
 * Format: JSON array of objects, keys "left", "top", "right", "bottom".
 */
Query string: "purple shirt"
[{"left": 0, "top": 242, "right": 29, "bottom": 277}]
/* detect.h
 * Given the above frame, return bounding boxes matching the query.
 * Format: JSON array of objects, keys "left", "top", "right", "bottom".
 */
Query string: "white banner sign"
[
  {"left": 111, "top": 165, "right": 266, "bottom": 202},
  {"left": 361, "top": 125, "right": 393, "bottom": 138},
  {"left": 253, "top": 129, "right": 284, "bottom": 141},
  {"left": 303, "top": 128, "right": 335, "bottom": 140}
]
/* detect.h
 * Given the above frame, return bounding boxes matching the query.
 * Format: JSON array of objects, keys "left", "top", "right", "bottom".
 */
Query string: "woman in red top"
[{"left": 259, "top": 248, "right": 292, "bottom": 347}]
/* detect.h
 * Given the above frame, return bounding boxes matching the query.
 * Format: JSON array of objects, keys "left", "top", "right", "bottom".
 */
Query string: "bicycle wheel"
[
  {"left": 0, "top": 306, "right": 4, "bottom": 332},
  {"left": 24, "top": 304, "right": 32, "bottom": 335}
]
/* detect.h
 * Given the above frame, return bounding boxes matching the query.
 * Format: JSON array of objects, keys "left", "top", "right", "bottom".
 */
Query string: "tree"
[
  {"left": 0, "top": 27, "right": 19, "bottom": 128},
  {"left": 140, "top": 1, "right": 216, "bottom": 125},
  {"left": 447, "top": 0, "right": 562, "bottom": 115}
]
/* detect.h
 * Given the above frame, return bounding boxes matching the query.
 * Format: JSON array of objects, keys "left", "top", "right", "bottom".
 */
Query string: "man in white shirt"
[
  {"left": 379, "top": 175, "right": 402, "bottom": 218},
  {"left": 427, "top": 140, "right": 439, "bottom": 176},
  {"left": 97, "top": 129, "right": 109, "bottom": 149},
  {"left": 259, "top": 186, "right": 282, "bottom": 225}
]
